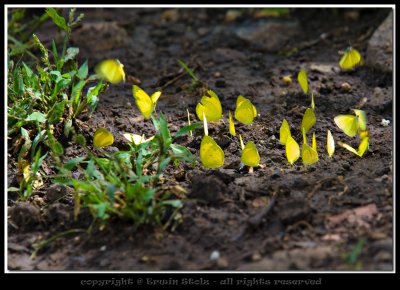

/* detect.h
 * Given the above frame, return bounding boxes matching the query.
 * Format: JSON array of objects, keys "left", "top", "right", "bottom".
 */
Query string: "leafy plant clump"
[
  {"left": 55, "top": 113, "right": 199, "bottom": 229},
  {"left": 8, "top": 8, "right": 106, "bottom": 199}
]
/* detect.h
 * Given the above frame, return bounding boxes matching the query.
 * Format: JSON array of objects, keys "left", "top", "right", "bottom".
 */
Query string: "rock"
[
  {"left": 46, "top": 184, "right": 73, "bottom": 203},
  {"left": 341, "top": 82, "right": 352, "bottom": 92},
  {"left": 366, "top": 11, "right": 393, "bottom": 73},
  {"left": 237, "top": 246, "right": 334, "bottom": 270},
  {"left": 72, "top": 22, "right": 128, "bottom": 55},
  {"left": 189, "top": 174, "right": 227, "bottom": 205},
  {"left": 9, "top": 202, "right": 41, "bottom": 229},
  {"left": 234, "top": 19, "right": 300, "bottom": 52}
]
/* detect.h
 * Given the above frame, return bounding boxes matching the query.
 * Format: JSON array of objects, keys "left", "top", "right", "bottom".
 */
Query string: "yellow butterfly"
[
  {"left": 93, "top": 128, "right": 114, "bottom": 148},
  {"left": 200, "top": 112, "right": 224, "bottom": 168},
  {"left": 241, "top": 141, "right": 260, "bottom": 167},
  {"left": 334, "top": 109, "right": 367, "bottom": 137},
  {"left": 302, "top": 143, "right": 318, "bottom": 166},
  {"left": 279, "top": 118, "right": 291, "bottom": 145},
  {"left": 132, "top": 85, "right": 161, "bottom": 119},
  {"left": 339, "top": 47, "right": 362, "bottom": 70},
  {"left": 359, "top": 130, "right": 369, "bottom": 139},
  {"left": 228, "top": 111, "right": 236, "bottom": 136},
  {"left": 338, "top": 137, "right": 369, "bottom": 157},
  {"left": 123, "top": 133, "right": 154, "bottom": 145},
  {"left": 301, "top": 107, "right": 316, "bottom": 134},
  {"left": 95, "top": 59, "right": 125, "bottom": 84},
  {"left": 196, "top": 90, "right": 222, "bottom": 122},
  {"left": 200, "top": 136, "right": 225, "bottom": 168},
  {"left": 234, "top": 95, "right": 257, "bottom": 125},
  {"left": 282, "top": 74, "right": 292, "bottom": 86},
  {"left": 298, "top": 69, "right": 309, "bottom": 94},
  {"left": 312, "top": 132, "right": 317, "bottom": 151},
  {"left": 353, "top": 109, "right": 367, "bottom": 131},
  {"left": 286, "top": 135, "right": 300, "bottom": 165},
  {"left": 301, "top": 129, "right": 318, "bottom": 165},
  {"left": 326, "top": 129, "right": 335, "bottom": 158},
  {"left": 311, "top": 91, "right": 315, "bottom": 111}
]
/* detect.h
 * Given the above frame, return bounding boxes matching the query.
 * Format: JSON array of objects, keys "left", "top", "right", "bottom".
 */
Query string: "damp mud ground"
[{"left": 7, "top": 8, "right": 393, "bottom": 271}]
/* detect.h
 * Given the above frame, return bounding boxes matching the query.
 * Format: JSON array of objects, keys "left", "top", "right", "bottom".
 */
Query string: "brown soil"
[{"left": 7, "top": 8, "right": 393, "bottom": 271}]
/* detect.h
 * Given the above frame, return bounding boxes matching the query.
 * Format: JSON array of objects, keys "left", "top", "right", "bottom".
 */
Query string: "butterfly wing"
[
  {"left": 338, "top": 141, "right": 359, "bottom": 156},
  {"left": 241, "top": 141, "right": 260, "bottom": 167},
  {"left": 357, "top": 137, "right": 369, "bottom": 157},
  {"left": 228, "top": 111, "right": 236, "bottom": 136},
  {"left": 206, "top": 90, "right": 223, "bottom": 118},
  {"left": 334, "top": 115, "right": 358, "bottom": 137},
  {"left": 301, "top": 143, "right": 319, "bottom": 165},
  {"left": 312, "top": 132, "right": 317, "bottom": 151},
  {"left": 286, "top": 135, "right": 300, "bottom": 165},
  {"left": 353, "top": 109, "right": 367, "bottom": 131},
  {"left": 301, "top": 107, "right": 316, "bottom": 134},
  {"left": 326, "top": 129, "right": 335, "bottom": 158},
  {"left": 297, "top": 69, "right": 309, "bottom": 94},
  {"left": 339, "top": 48, "right": 362, "bottom": 70},
  {"left": 235, "top": 99, "right": 256, "bottom": 125},
  {"left": 132, "top": 85, "right": 153, "bottom": 119},
  {"left": 93, "top": 128, "right": 114, "bottom": 148},
  {"left": 95, "top": 59, "right": 125, "bottom": 84},
  {"left": 279, "top": 119, "right": 291, "bottom": 145},
  {"left": 200, "top": 135, "right": 224, "bottom": 168},
  {"left": 196, "top": 91, "right": 222, "bottom": 122}
]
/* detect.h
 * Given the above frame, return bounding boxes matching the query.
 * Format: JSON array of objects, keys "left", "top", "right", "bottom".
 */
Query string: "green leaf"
[
  {"left": 88, "top": 95, "right": 98, "bottom": 114},
  {"left": 96, "top": 158, "right": 111, "bottom": 171},
  {"left": 170, "top": 144, "right": 195, "bottom": 163},
  {"left": 87, "top": 81, "right": 104, "bottom": 99},
  {"left": 51, "top": 40, "right": 59, "bottom": 68},
  {"left": 177, "top": 59, "right": 198, "bottom": 81},
  {"left": 91, "top": 203, "right": 108, "bottom": 219},
  {"left": 74, "top": 134, "right": 86, "bottom": 147},
  {"left": 86, "top": 159, "right": 95, "bottom": 178},
  {"left": 64, "top": 47, "right": 79, "bottom": 62},
  {"left": 26, "top": 112, "right": 47, "bottom": 123},
  {"left": 50, "top": 70, "right": 62, "bottom": 83},
  {"left": 76, "top": 60, "right": 88, "bottom": 79},
  {"left": 71, "top": 80, "right": 86, "bottom": 108},
  {"left": 52, "top": 141, "right": 64, "bottom": 156},
  {"left": 143, "top": 188, "right": 156, "bottom": 203},
  {"left": 47, "top": 100, "right": 66, "bottom": 124},
  {"left": 64, "top": 119, "right": 73, "bottom": 138},
  {"left": 22, "top": 62, "right": 33, "bottom": 79},
  {"left": 32, "top": 150, "right": 48, "bottom": 173},
  {"left": 158, "top": 156, "right": 171, "bottom": 172},
  {"left": 162, "top": 199, "right": 183, "bottom": 208},
  {"left": 174, "top": 123, "right": 201, "bottom": 139},
  {"left": 21, "top": 127, "right": 30, "bottom": 139},
  {"left": 31, "top": 130, "right": 47, "bottom": 159},
  {"left": 64, "top": 156, "right": 86, "bottom": 170},
  {"left": 159, "top": 112, "right": 172, "bottom": 148},
  {"left": 45, "top": 8, "right": 68, "bottom": 31}
]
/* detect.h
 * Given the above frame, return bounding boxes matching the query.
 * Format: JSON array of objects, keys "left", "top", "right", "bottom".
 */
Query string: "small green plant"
[
  {"left": 7, "top": 8, "right": 106, "bottom": 199},
  {"left": 342, "top": 238, "right": 365, "bottom": 270},
  {"left": 55, "top": 113, "right": 200, "bottom": 229}
]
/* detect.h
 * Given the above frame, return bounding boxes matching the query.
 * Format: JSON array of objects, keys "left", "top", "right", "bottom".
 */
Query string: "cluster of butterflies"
[
  {"left": 91, "top": 46, "right": 367, "bottom": 170},
  {"left": 197, "top": 90, "right": 259, "bottom": 169},
  {"left": 281, "top": 47, "right": 367, "bottom": 166}
]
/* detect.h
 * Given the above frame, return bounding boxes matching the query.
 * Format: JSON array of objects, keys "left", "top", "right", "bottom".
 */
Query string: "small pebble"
[
  {"left": 381, "top": 119, "right": 390, "bottom": 127},
  {"left": 210, "top": 250, "right": 220, "bottom": 261},
  {"left": 341, "top": 82, "right": 352, "bottom": 92}
]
